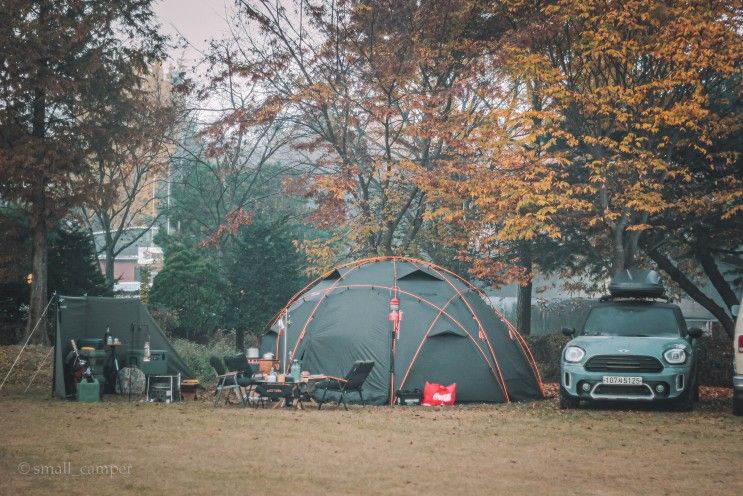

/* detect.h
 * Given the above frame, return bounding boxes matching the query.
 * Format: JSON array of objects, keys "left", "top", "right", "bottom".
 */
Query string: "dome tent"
[{"left": 260, "top": 257, "right": 544, "bottom": 405}]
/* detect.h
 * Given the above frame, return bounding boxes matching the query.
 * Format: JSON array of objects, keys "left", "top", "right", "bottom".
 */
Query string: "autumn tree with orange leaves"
[
  {"left": 426, "top": 0, "right": 742, "bottom": 335},
  {"left": 216, "top": 0, "right": 526, "bottom": 272},
  {"left": 202, "top": 0, "right": 741, "bottom": 337}
]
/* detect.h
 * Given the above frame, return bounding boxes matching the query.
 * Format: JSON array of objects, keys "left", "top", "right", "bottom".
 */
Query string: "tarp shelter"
[
  {"left": 261, "top": 257, "right": 544, "bottom": 405},
  {"left": 53, "top": 295, "right": 193, "bottom": 399}
]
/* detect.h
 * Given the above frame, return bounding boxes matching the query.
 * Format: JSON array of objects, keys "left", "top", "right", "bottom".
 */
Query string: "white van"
[{"left": 734, "top": 298, "right": 743, "bottom": 416}]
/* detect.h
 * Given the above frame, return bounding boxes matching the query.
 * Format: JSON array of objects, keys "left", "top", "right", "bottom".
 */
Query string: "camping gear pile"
[
  {"left": 54, "top": 296, "right": 195, "bottom": 402},
  {"left": 209, "top": 355, "right": 376, "bottom": 410}
]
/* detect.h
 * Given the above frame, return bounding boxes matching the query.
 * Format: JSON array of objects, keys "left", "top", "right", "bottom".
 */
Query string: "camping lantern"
[
  {"left": 388, "top": 296, "right": 402, "bottom": 340},
  {"left": 388, "top": 297, "right": 402, "bottom": 323}
]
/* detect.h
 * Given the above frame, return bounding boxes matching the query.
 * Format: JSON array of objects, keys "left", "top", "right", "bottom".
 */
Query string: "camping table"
[
  {"left": 252, "top": 376, "right": 331, "bottom": 409},
  {"left": 253, "top": 380, "right": 303, "bottom": 409}
]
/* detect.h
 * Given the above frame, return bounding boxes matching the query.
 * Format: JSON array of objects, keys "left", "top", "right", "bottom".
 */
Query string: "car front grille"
[
  {"left": 584, "top": 355, "right": 663, "bottom": 373},
  {"left": 593, "top": 384, "right": 652, "bottom": 397}
]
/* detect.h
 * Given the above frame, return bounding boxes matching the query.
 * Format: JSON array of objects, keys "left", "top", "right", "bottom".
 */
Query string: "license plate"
[{"left": 603, "top": 376, "right": 642, "bottom": 385}]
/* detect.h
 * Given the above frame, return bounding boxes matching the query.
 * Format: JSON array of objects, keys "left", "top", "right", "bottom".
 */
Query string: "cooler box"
[
  {"left": 76, "top": 378, "right": 101, "bottom": 402},
  {"left": 126, "top": 350, "right": 168, "bottom": 375},
  {"left": 396, "top": 388, "right": 422, "bottom": 406}
]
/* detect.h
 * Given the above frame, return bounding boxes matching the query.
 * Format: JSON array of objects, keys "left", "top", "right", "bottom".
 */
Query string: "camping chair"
[
  {"left": 209, "top": 356, "right": 244, "bottom": 407},
  {"left": 314, "top": 361, "right": 375, "bottom": 410},
  {"left": 223, "top": 354, "right": 258, "bottom": 407}
]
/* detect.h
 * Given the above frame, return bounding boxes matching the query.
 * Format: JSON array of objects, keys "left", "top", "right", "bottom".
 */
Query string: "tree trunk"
[
  {"left": 611, "top": 216, "right": 628, "bottom": 276},
  {"left": 646, "top": 246, "right": 735, "bottom": 338},
  {"left": 105, "top": 245, "right": 116, "bottom": 292},
  {"left": 236, "top": 327, "right": 245, "bottom": 352},
  {"left": 28, "top": 201, "right": 49, "bottom": 345},
  {"left": 695, "top": 234, "right": 740, "bottom": 314},
  {"left": 27, "top": 70, "right": 48, "bottom": 345},
  {"left": 515, "top": 243, "right": 533, "bottom": 336}
]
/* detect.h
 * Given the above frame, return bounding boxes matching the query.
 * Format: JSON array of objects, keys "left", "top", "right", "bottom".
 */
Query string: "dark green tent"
[
  {"left": 53, "top": 295, "right": 193, "bottom": 399},
  {"left": 260, "top": 257, "right": 544, "bottom": 405}
]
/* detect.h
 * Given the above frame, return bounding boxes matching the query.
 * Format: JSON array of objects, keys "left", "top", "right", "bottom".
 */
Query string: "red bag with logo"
[{"left": 422, "top": 382, "right": 456, "bottom": 406}]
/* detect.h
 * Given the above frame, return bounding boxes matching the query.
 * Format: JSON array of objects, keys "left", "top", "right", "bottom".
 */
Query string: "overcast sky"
[{"left": 153, "top": 0, "right": 234, "bottom": 67}]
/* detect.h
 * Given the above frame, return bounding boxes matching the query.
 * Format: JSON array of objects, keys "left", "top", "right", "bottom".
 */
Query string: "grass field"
[{"left": 0, "top": 387, "right": 741, "bottom": 496}]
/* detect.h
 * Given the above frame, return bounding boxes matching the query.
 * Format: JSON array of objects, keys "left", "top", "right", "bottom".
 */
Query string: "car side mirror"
[
  {"left": 687, "top": 327, "right": 703, "bottom": 339},
  {"left": 561, "top": 327, "right": 576, "bottom": 337}
]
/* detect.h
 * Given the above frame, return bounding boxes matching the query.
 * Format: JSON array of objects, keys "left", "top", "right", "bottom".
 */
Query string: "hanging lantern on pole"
[{"left": 388, "top": 297, "right": 402, "bottom": 337}]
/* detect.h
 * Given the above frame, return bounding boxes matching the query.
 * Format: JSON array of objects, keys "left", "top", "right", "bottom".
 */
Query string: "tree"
[
  {"left": 47, "top": 222, "right": 108, "bottom": 299},
  {"left": 421, "top": 0, "right": 742, "bottom": 335},
  {"left": 0, "top": 0, "right": 165, "bottom": 343},
  {"left": 0, "top": 207, "right": 106, "bottom": 343},
  {"left": 166, "top": 121, "right": 290, "bottom": 249},
  {"left": 517, "top": 0, "right": 742, "bottom": 274},
  {"left": 640, "top": 77, "right": 743, "bottom": 336},
  {"left": 222, "top": 220, "right": 306, "bottom": 351},
  {"left": 80, "top": 64, "right": 181, "bottom": 290},
  {"left": 516, "top": 0, "right": 743, "bottom": 336},
  {"left": 208, "top": 0, "right": 516, "bottom": 272},
  {"left": 162, "top": 149, "right": 310, "bottom": 349},
  {"left": 149, "top": 245, "right": 226, "bottom": 341}
]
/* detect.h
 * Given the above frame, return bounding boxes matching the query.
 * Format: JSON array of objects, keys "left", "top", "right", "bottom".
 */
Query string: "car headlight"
[
  {"left": 564, "top": 346, "right": 585, "bottom": 363},
  {"left": 664, "top": 348, "right": 687, "bottom": 364}
]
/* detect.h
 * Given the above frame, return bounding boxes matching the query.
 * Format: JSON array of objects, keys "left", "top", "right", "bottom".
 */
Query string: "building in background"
[{"left": 93, "top": 227, "right": 163, "bottom": 294}]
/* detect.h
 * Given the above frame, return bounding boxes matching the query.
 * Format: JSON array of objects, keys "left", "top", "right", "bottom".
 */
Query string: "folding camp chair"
[
  {"left": 209, "top": 356, "right": 244, "bottom": 407},
  {"left": 223, "top": 354, "right": 258, "bottom": 407},
  {"left": 314, "top": 361, "right": 375, "bottom": 410}
]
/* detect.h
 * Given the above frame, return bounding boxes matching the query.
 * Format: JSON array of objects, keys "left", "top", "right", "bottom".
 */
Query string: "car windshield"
[{"left": 582, "top": 305, "right": 680, "bottom": 337}]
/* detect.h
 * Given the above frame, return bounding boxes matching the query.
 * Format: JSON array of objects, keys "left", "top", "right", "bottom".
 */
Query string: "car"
[
  {"left": 559, "top": 269, "right": 702, "bottom": 410},
  {"left": 733, "top": 297, "right": 743, "bottom": 416}
]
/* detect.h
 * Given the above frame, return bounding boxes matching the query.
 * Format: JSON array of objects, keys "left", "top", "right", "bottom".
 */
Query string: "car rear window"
[{"left": 582, "top": 305, "right": 680, "bottom": 337}]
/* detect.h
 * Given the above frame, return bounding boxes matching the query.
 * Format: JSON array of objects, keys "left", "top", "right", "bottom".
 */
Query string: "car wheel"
[
  {"left": 733, "top": 390, "right": 743, "bottom": 416},
  {"left": 559, "top": 387, "right": 580, "bottom": 409}
]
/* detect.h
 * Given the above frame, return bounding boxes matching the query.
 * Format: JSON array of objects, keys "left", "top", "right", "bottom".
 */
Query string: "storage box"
[
  {"left": 126, "top": 350, "right": 168, "bottom": 375},
  {"left": 181, "top": 379, "right": 200, "bottom": 401},
  {"left": 76, "top": 378, "right": 101, "bottom": 402},
  {"left": 395, "top": 388, "right": 422, "bottom": 406}
]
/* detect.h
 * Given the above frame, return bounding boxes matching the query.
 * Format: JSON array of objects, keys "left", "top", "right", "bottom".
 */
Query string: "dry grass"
[{"left": 0, "top": 387, "right": 741, "bottom": 496}]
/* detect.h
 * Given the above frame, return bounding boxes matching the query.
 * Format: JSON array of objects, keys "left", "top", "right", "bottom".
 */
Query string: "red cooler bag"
[{"left": 422, "top": 382, "right": 456, "bottom": 406}]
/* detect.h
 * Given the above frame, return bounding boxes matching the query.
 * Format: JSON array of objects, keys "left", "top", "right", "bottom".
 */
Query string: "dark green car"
[{"left": 560, "top": 270, "right": 702, "bottom": 410}]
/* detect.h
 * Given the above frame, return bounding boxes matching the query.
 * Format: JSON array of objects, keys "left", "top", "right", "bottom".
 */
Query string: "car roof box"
[{"left": 608, "top": 269, "right": 665, "bottom": 298}]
